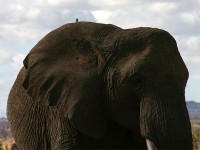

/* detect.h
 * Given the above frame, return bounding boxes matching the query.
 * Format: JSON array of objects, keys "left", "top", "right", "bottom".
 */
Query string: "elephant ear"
[{"left": 22, "top": 29, "right": 107, "bottom": 139}]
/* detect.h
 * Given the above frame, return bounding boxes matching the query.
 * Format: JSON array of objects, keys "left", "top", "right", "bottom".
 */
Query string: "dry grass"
[{"left": 0, "top": 138, "right": 15, "bottom": 150}]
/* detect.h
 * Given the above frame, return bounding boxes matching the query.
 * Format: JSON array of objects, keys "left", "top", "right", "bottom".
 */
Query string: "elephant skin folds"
[{"left": 7, "top": 22, "right": 193, "bottom": 149}]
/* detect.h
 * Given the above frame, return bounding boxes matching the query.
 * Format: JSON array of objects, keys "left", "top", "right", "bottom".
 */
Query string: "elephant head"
[{"left": 22, "top": 22, "right": 193, "bottom": 149}]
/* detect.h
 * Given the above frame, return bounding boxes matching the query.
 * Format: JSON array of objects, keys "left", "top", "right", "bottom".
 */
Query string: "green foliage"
[{"left": 193, "top": 129, "right": 200, "bottom": 150}]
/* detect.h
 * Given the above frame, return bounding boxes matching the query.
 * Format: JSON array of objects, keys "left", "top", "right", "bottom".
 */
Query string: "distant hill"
[
  {"left": 0, "top": 117, "right": 9, "bottom": 129},
  {"left": 186, "top": 101, "right": 200, "bottom": 120},
  {"left": 0, "top": 117, "right": 12, "bottom": 139},
  {"left": 0, "top": 117, "right": 7, "bottom": 122}
]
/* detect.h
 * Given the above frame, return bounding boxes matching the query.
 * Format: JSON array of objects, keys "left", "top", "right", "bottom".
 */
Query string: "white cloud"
[
  {"left": 91, "top": 0, "right": 132, "bottom": 6},
  {"left": 26, "top": 8, "right": 40, "bottom": 19},
  {"left": 92, "top": 10, "right": 118, "bottom": 23},
  {"left": 191, "top": 75, "right": 200, "bottom": 81},
  {"left": 186, "top": 36, "right": 200, "bottom": 50},
  {"left": 0, "top": 49, "right": 11, "bottom": 63},
  {"left": 150, "top": 2, "right": 176, "bottom": 13},
  {"left": 180, "top": 11, "right": 200, "bottom": 24},
  {"left": 12, "top": 54, "right": 26, "bottom": 70},
  {"left": 183, "top": 56, "right": 200, "bottom": 65}
]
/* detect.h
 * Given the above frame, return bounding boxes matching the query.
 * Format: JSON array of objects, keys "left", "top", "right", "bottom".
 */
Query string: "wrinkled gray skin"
[{"left": 7, "top": 22, "right": 193, "bottom": 149}]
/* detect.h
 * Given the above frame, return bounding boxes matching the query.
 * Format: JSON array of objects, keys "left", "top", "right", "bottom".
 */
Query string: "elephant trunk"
[{"left": 140, "top": 84, "right": 193, "bottom": 149}]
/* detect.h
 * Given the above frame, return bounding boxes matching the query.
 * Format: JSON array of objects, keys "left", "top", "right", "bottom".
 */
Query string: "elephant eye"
[
  {"left": 123, "top": 76, "right": 144, "bottom": 95},
  {"left": 132, "top": 78, "right": 143, "bottom": 91},
  {"left": 76, "top": 39, "right": 91, "bottom": 51}
]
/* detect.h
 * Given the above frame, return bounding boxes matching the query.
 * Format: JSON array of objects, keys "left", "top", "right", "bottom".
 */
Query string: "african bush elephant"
[{"left": 7, "top": 22, "right": 193, "bottom": 149}]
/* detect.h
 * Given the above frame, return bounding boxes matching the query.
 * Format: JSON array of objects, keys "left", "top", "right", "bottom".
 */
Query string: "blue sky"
[{"left": 0, "top": 0, "right": 200, "bottom": 117}]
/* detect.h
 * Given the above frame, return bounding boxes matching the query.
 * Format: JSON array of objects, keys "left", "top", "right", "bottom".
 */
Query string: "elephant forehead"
[
  {"left": 106, "top": 27, "right": 174, "bottom": 75},
  {"left": 115, "top": 49, "right": 182, "bottom": 79},
  {"left": 115, "top": 49, "right": 151, "bottom": 76},
  {"left": 110, "top": 34, "right": 188, "bottom": 89}
]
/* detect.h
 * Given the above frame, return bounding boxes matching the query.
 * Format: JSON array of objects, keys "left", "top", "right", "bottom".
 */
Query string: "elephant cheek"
[
  {"left": 116, "top": 108, "right": 140, "bottom": 133},
  {"left": 139, "top": 88, "right": 193, "bottom": 149}
]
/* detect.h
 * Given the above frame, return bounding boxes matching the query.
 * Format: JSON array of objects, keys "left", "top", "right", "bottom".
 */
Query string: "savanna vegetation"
[
  {"left": 0, "top": 138, "right": 15, "bottom": 150},
  {"left": 193, "top": 128, "right": 200, "bottom": 150}
]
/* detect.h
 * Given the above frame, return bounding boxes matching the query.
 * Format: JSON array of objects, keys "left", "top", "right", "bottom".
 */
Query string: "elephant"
[{"left": 7, "top": 22, "right": 193, "bottom": 149}]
